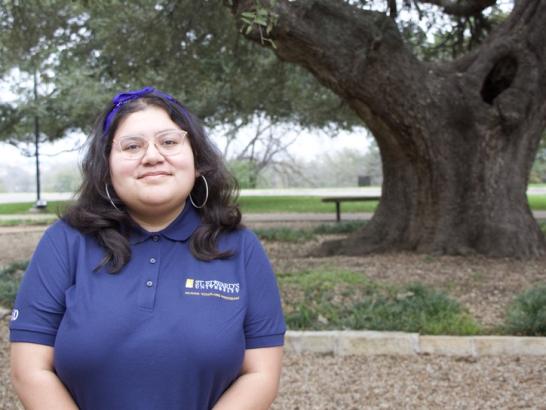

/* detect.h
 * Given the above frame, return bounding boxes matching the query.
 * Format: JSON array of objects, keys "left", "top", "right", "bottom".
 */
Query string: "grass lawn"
[
  {"left": 530, "top": 195, "right": 546, "bottom": 210},
  {"left": 0, "top": 201, "right": 70, "bottom": 215},
  {"left": 238, "top": 196, "right": 378, "bottom": 213},
  {"left": 1, "top": 194, "right": 546, "bottom": 215},
  {"left": 238, "top": 194, "right": 546, "bottom": 213}
]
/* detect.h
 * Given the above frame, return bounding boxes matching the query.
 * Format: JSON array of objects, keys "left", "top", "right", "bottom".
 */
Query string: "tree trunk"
[{"left": 226, "top": 0, "right": 546, "bottom": 258}]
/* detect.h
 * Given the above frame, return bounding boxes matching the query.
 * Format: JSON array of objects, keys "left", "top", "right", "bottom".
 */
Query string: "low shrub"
[
  {"left": 279, "top": 270, "right": 480, "bottom": 335},
  {"left": 312, "top": 221, "right": 366, "bottom": 235},
  {"left": 0, "top": 218, "right": 56, "bottom": 227},
  {"left": 346, "top": 283, "right": 480, "bottom": 335},
  {"left": 254, "top": 221, "right": 366, "bottom": 242},
  {"left": 0, "top": 261, "right": 28, "bottom": 307},
  {"left": 253, "top": 227, "right": 315, "bottom": 242},
  {"left": 503, "top": 283, "right": 546, "bottom": 336}
]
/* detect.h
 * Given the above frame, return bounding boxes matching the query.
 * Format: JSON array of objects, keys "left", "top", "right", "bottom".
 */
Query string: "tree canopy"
[
  {"left": 0, "top": 0, "right": 518, "bottom": 143},
  {"left": 0, "top": 0, "right": 358, "bottom": 145}
]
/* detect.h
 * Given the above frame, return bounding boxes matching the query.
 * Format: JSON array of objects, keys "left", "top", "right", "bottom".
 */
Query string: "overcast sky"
[{"left": 0, "top": 125, "right": 372, "bottom": 176}]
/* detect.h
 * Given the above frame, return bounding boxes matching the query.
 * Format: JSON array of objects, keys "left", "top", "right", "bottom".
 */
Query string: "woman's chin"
[{"left": 136, "top": 194, "right": 187, "bottom": 210}]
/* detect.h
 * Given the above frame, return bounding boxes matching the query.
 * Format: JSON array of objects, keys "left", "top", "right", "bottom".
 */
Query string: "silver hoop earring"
[
  {"left": 105, "top": 184, "right": 121, "bottom": 211},
  {"left": 189, "top": 175, "right": 209, "bottom": 209}
]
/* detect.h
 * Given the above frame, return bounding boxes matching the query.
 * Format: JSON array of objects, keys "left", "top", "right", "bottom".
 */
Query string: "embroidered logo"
[
  {"left": 185, "top": 278, "right": 240, "bottom": 301},
  {"left": 10, "top": 309, "right": 19, "bottom": 321}
]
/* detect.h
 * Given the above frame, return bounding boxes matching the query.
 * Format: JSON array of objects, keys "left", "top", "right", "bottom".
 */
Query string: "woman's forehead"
[{"left": 114, "top": 106, "right": 178, "bottom": 137}]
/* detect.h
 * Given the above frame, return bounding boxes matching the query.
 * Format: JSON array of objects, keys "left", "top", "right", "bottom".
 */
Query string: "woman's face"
[{"left": 109, "top": 105, "right": 196, "bottom": 216}]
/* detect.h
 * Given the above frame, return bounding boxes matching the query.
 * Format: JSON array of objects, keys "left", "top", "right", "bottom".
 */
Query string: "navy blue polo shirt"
[{"left": 9, "top": 204, "right": 285, "bottom": 410}]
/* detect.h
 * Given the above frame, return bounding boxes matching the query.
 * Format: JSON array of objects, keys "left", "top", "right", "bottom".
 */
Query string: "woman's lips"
[{"left": 138, "top": 172, "right": 170, "bottom": 179}]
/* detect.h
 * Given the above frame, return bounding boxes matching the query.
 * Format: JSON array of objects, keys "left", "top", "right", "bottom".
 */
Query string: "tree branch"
[
  {"left": 225, "top": 0, "right": 426, "bottom": 128},
  {"left": 419, "top": 0, "right": 497, "bottom": 17},
  {"left": 387, "top": 0, "right": 398, "bottom": 19}
]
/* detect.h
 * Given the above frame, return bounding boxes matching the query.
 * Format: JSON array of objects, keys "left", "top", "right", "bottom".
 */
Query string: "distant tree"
[
  {"left": 305, "top": 148, "right": 367, "bottom": 187},
  {"left": 0, "top": 166, "right": 33, "bottom": 193},
  {"left": 0, "top": 1, "right": 103, "bottom": 203},
  {"left": 43, "top": 163, "right": 81, "bottom": 193},
  {"left": 221, "top": 116, "right": 300, "bottom": 188},
  {"left": 0, "top": 1, "right": 103, "bottom": 143},
  {"left": 530, "top": 133, "right": 546, "bottom": 183},
  {"left": 361, "top": 140, "right": 383, "bottom": 186}
]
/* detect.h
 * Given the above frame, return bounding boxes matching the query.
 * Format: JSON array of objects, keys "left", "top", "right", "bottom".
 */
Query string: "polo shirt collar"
[{"left": 128, "top": 202, "right": 201, "bottom": 244}]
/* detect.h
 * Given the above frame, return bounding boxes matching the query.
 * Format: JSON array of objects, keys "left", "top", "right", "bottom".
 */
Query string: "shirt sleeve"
[
  {"left": 9, "top": 223, "right": 75, "bottom": 346},
  {"left": 243, "top": 231, "right": 286, "bottom": 349}
]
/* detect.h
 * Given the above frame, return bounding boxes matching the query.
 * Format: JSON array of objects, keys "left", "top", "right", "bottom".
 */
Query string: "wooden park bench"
[{"left": 321, "top": 195, "right": 381, "bottom": 222}]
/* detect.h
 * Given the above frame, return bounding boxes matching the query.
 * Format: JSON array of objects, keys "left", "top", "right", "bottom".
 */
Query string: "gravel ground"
[
  {"left": 1, "top": 224, "right": 546, "bottom": 409},
  {"left": 272, "top": 352, "right": 546, "bottom": 410},
  {"left": 2, "top": 315, "right": 545, "bottom": 410},
  {"left": 0, "top": 227, "right": 45, "bottom": 268}
]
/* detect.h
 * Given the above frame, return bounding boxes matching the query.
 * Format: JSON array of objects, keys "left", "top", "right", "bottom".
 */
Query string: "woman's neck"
[{"left": 129, "top": 201, "right": 186, "bottom": 232}]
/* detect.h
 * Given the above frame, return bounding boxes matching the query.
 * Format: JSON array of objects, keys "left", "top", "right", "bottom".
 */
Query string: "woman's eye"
[
  {"left": 121, "top": 141, "right": 143, "bottom": 151},
  {"left": 162, "top": 139, "right": 178, "bottom": 146},
  {"left": 158, "top": 134, "right": 181, "bottom": 148}
]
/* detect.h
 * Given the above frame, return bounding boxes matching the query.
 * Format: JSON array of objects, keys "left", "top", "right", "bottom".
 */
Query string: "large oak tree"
[{"left": 225, "top": 0, "right": 546, "bottom": 258}]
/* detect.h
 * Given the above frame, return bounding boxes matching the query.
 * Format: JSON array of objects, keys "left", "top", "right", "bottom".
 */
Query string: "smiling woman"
[
  {"left": 8, "top": 87, "right": 285, "bottom": 410},
  {"left": 109, "top": 107, "right": 197, "bottom": 231}
]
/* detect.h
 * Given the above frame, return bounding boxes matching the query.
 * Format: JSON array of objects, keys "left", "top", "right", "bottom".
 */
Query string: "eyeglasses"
[{"left": 113, "top": 130, "right": 188, "bottom": 159}]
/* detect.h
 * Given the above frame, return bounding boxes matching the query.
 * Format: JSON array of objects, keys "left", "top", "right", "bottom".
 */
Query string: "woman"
[{"left": 9, "top": 87, "right": 286, "bottom": 410}]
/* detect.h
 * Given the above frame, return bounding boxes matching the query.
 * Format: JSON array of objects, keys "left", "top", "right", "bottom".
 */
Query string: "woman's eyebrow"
[
  {"left": 117, "top": 132, "right": 145, "bottom": 140},
  {"left": 155, "top": 128, "right": 183, "bottom": 135},
  {"left": 118, "top": 128, "right": 180, "bottom": 139}
]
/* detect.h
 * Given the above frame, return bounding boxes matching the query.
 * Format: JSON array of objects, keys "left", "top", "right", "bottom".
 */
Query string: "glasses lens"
[
  {"left": 156, "top": 131, "right": 186, "bottom": 156},
  {"left": 117, "top": 130, "right": 187, "bottom": 159},
  {"left": 119, "top": 137, "right": 146, "bottom": 159}
]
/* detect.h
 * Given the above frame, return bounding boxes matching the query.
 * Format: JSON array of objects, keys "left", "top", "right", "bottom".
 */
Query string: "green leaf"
[
  {"left": 264, "top": 38, "right": 277, "bottom": 49},
  {"left": 254, "top": 17, "right": 267, "bottom": 26}
]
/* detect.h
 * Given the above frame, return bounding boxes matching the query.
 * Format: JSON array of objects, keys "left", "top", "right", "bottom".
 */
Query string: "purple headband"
[{"left": 102, "top": 86, "right": 187, "bottom": 138}]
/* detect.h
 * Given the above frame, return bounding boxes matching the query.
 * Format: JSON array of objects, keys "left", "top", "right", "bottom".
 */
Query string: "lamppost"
[{"left": 33, "top": 69, "right": 47, "bottom": 210}]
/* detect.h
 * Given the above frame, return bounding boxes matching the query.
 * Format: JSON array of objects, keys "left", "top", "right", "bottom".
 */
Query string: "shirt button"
[
  {"left": 152, "top": 235, "right": 160, "bottom": 242},
  {"left": 146, "top": 280, "right": 153, "bottom": 287},
  {"left": 149, "top": 257, "right": 157, "bottom": 264}
]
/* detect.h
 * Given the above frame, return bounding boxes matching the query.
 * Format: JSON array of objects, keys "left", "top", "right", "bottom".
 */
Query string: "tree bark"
[{"left": 226, "top": 0, "right": 546, "bottom": 258}]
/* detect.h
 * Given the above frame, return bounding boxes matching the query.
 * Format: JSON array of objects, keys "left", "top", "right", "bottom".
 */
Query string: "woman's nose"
[{"left": 141, "top": 142, "right": 164, "bottom": 163}]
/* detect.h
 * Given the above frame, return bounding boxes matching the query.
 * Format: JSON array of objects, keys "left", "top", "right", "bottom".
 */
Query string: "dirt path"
[{"left": 0, "top": 227, "right": 46, "bottom": 267}]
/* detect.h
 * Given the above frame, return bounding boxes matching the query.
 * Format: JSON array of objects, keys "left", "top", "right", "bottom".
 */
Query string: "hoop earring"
[
  {"left": 105, "top": 184, "right": 121, "bottom": 211},
  {"left": 189, "top": 175, "right": 209, "bottom": 209}
]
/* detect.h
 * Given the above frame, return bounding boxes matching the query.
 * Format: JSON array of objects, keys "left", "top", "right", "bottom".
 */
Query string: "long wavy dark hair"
[{"left": 63, "top": 92, "right": 242, "bottom": 273}]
